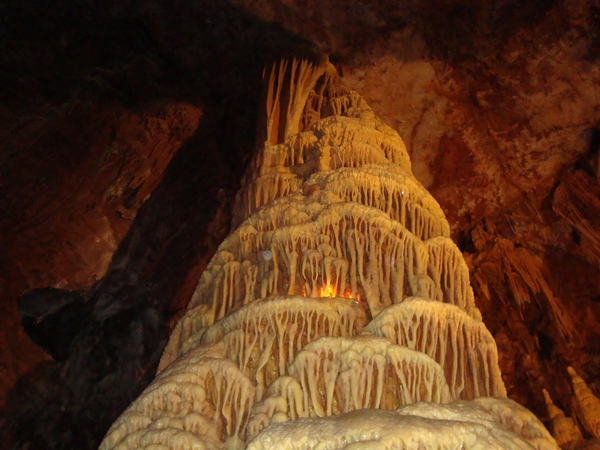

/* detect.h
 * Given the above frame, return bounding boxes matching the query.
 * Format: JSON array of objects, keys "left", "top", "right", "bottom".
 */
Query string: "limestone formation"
[
  {"left": 553, "top": 171, "right": 600, "bottom": 266},
  {"left": 99, "top": 56, "right": 559, "bottom": 449},
  {"left": 366, "top": 297, "right": 505, "bottom": 400},
  {"left": 543, "top": 388, "right": 584, "bottom": 449},
  {"left": 568, "top": 367, "right": 600, "bottom": 439}
]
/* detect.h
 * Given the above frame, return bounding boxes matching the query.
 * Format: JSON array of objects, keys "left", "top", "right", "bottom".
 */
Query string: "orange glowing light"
[
  {"left": 342, "top": 289, "right": 362, "bottom": 302},
  {"left": 318, "top": 284, "right": 337, "bottom": 298},
  {"left": 312, "top": 284, "right": 362, "bottom": 302}
]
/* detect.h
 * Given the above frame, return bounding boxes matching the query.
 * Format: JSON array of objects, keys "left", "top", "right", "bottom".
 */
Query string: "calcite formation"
[
  {"left": 542, "top": 367, "right": 600, "bottom": 449},
  {"left": 99, "top": 56, "right": 559, "bottom": 449},
  {"left": 543, "top": 388, "right": 584, "bottom": 449},
  {"left": 567, "top": 366, "right": 600, "bottom": 440}
]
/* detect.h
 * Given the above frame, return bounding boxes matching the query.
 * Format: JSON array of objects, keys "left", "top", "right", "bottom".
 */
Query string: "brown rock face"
[
  {"left": 1, "top": 0, "right": 600, "bottom": 448},
  {"left": 2, "top": 100, "right": 202, "bottom": 287},
  {"left": 0, "top": 98, "right": 202, "bottom": 401},
  {"left": 229, "top": 0, "right": 600, "bottom": 229}
]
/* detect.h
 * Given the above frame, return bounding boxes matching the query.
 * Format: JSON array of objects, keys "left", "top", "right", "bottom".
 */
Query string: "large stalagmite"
[{"left": 99, "top": 56, "right": 559, "bottom": 449}]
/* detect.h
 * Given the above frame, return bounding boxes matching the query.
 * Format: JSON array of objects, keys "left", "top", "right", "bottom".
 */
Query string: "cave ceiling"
[{"left": 1, "top": 0, "right": 599, "bottom": 448}]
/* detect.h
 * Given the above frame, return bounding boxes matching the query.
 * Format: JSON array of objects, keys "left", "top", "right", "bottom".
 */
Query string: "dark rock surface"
[{"left": 17, "top": 288, "right": 89, "bottom": 362}]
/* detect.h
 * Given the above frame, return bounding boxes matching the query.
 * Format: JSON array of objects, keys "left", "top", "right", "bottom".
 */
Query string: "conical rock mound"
[{"left": 99, "top": 56, "right": 558, "bottom": 450}]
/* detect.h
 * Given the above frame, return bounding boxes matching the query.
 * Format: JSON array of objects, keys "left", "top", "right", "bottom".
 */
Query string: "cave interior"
[{"left": 1, "top": 0, "right": 600, "bottom": 448}]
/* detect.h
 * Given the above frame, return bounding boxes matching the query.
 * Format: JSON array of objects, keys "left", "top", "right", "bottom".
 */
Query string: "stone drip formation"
[{"left": 99, "top": 56, "right": 561, "bottom": 449}]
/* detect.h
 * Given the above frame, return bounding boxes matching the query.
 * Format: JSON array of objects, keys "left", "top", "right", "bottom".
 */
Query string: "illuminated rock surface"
[
  {"left": 99, "top": 57, "right": 559, "bottom": 449},
  {"left": 543, "top": 388, "right": 584, "bottom": 449},
  {"left": 3, "top": 2, "right": 600, "bottom": 449}
]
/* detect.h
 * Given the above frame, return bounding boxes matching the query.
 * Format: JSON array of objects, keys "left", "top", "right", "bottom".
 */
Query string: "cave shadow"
[
  {"left": 326, "top": 0, "right": 562, "bottom": 66},
  {"left": 0, "top": 0, "right": 566, "bottom": 115},
  {"left": 3, "top": 103, "right": 236, "bottom": 450}
]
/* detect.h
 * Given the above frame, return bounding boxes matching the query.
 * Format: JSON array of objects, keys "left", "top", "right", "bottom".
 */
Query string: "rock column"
[{"left": 99, "top": 56, "right": 559, "bottom": 450}]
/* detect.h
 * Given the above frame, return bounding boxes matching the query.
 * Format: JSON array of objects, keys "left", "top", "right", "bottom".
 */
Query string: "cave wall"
[{"left": 1, "top": 0, "right": 599, "bottom": 448}]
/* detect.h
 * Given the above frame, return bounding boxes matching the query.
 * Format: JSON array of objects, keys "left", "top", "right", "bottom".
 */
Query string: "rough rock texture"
[
  {"left": 98, "top": 60, "right": 558, "bottom": 449},
  {"left": 1, "top": 2, "right": 318, "bottom": 447},
  {"left": 544, "top": 388, "right": 585, "bottom": 450},
  {"left": 1, "top": 0, "right": 600, "bottom": 448},
  {"left": 229, "top": 0, "right": 600, "bottom": 230},
  {"left": 1, "top": 97, "right": 202, "bottom": 390},
  {"left": 464, "top": 178, "right": 600, "bottom": 424}
]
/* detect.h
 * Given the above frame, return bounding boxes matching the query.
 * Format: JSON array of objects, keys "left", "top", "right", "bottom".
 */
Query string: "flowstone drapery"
[{"left": 99, "top": 56, "right": 560, "bottom": 450}]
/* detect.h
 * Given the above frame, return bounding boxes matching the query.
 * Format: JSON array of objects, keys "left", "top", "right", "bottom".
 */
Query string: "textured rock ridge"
[{"left": 99, "top": 57, "right": 558, "bottom": 449}]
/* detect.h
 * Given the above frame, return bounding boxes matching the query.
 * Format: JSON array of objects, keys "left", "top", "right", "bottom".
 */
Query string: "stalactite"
[
  {"left": 194, "top": 201, "right": 444, "bottom": 320},
  {"left": 198, "top": 296, "right": 367, "bottom": 398},
  {"left": 472, "top": 237, "right": 576, "bottom": 343},
  {"left": 553, "top": 170, "right": 600, "bottom": 265},
  {"left": 426, "top": 237, "right": 479, "bottom": 318},
  {"left": 99, "top": 55, "right": 559, "bottom": 450},
  {"left": 366, "top": 298, "right": 505, "bottom": 400},
  {"left": 101, "top": 344, "right": 256, "bottom": 450},
  {"left": 305, "top": 165, "right": 450, "bottom": 240},
  {"left": 248, "top": 335, "right": 452, "bottom": 436},
  {"left": 257, "top": 56, "right": 329, "bottom": 147}
]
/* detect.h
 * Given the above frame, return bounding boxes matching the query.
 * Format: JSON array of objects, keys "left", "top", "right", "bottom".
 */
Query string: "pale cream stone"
[
  {"left": 247, "top": 407, "right": 546, "bottom": 450},
  {"left": 99, "top": 56, "right": 557, "bottom": 450},
  {"left": 367, "top": 298, "right": 504, "bottom": 400}
]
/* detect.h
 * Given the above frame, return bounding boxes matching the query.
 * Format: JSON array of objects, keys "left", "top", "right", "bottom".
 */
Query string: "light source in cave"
[
  {"left": 99, "top": 55, "right": 561, "bottom": 449},
  {"left": 310, "top": 283, "right": 360, "bottom": 301},
  {"left": 317, "top": 283, "right": 336, "bottom": 298}
]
